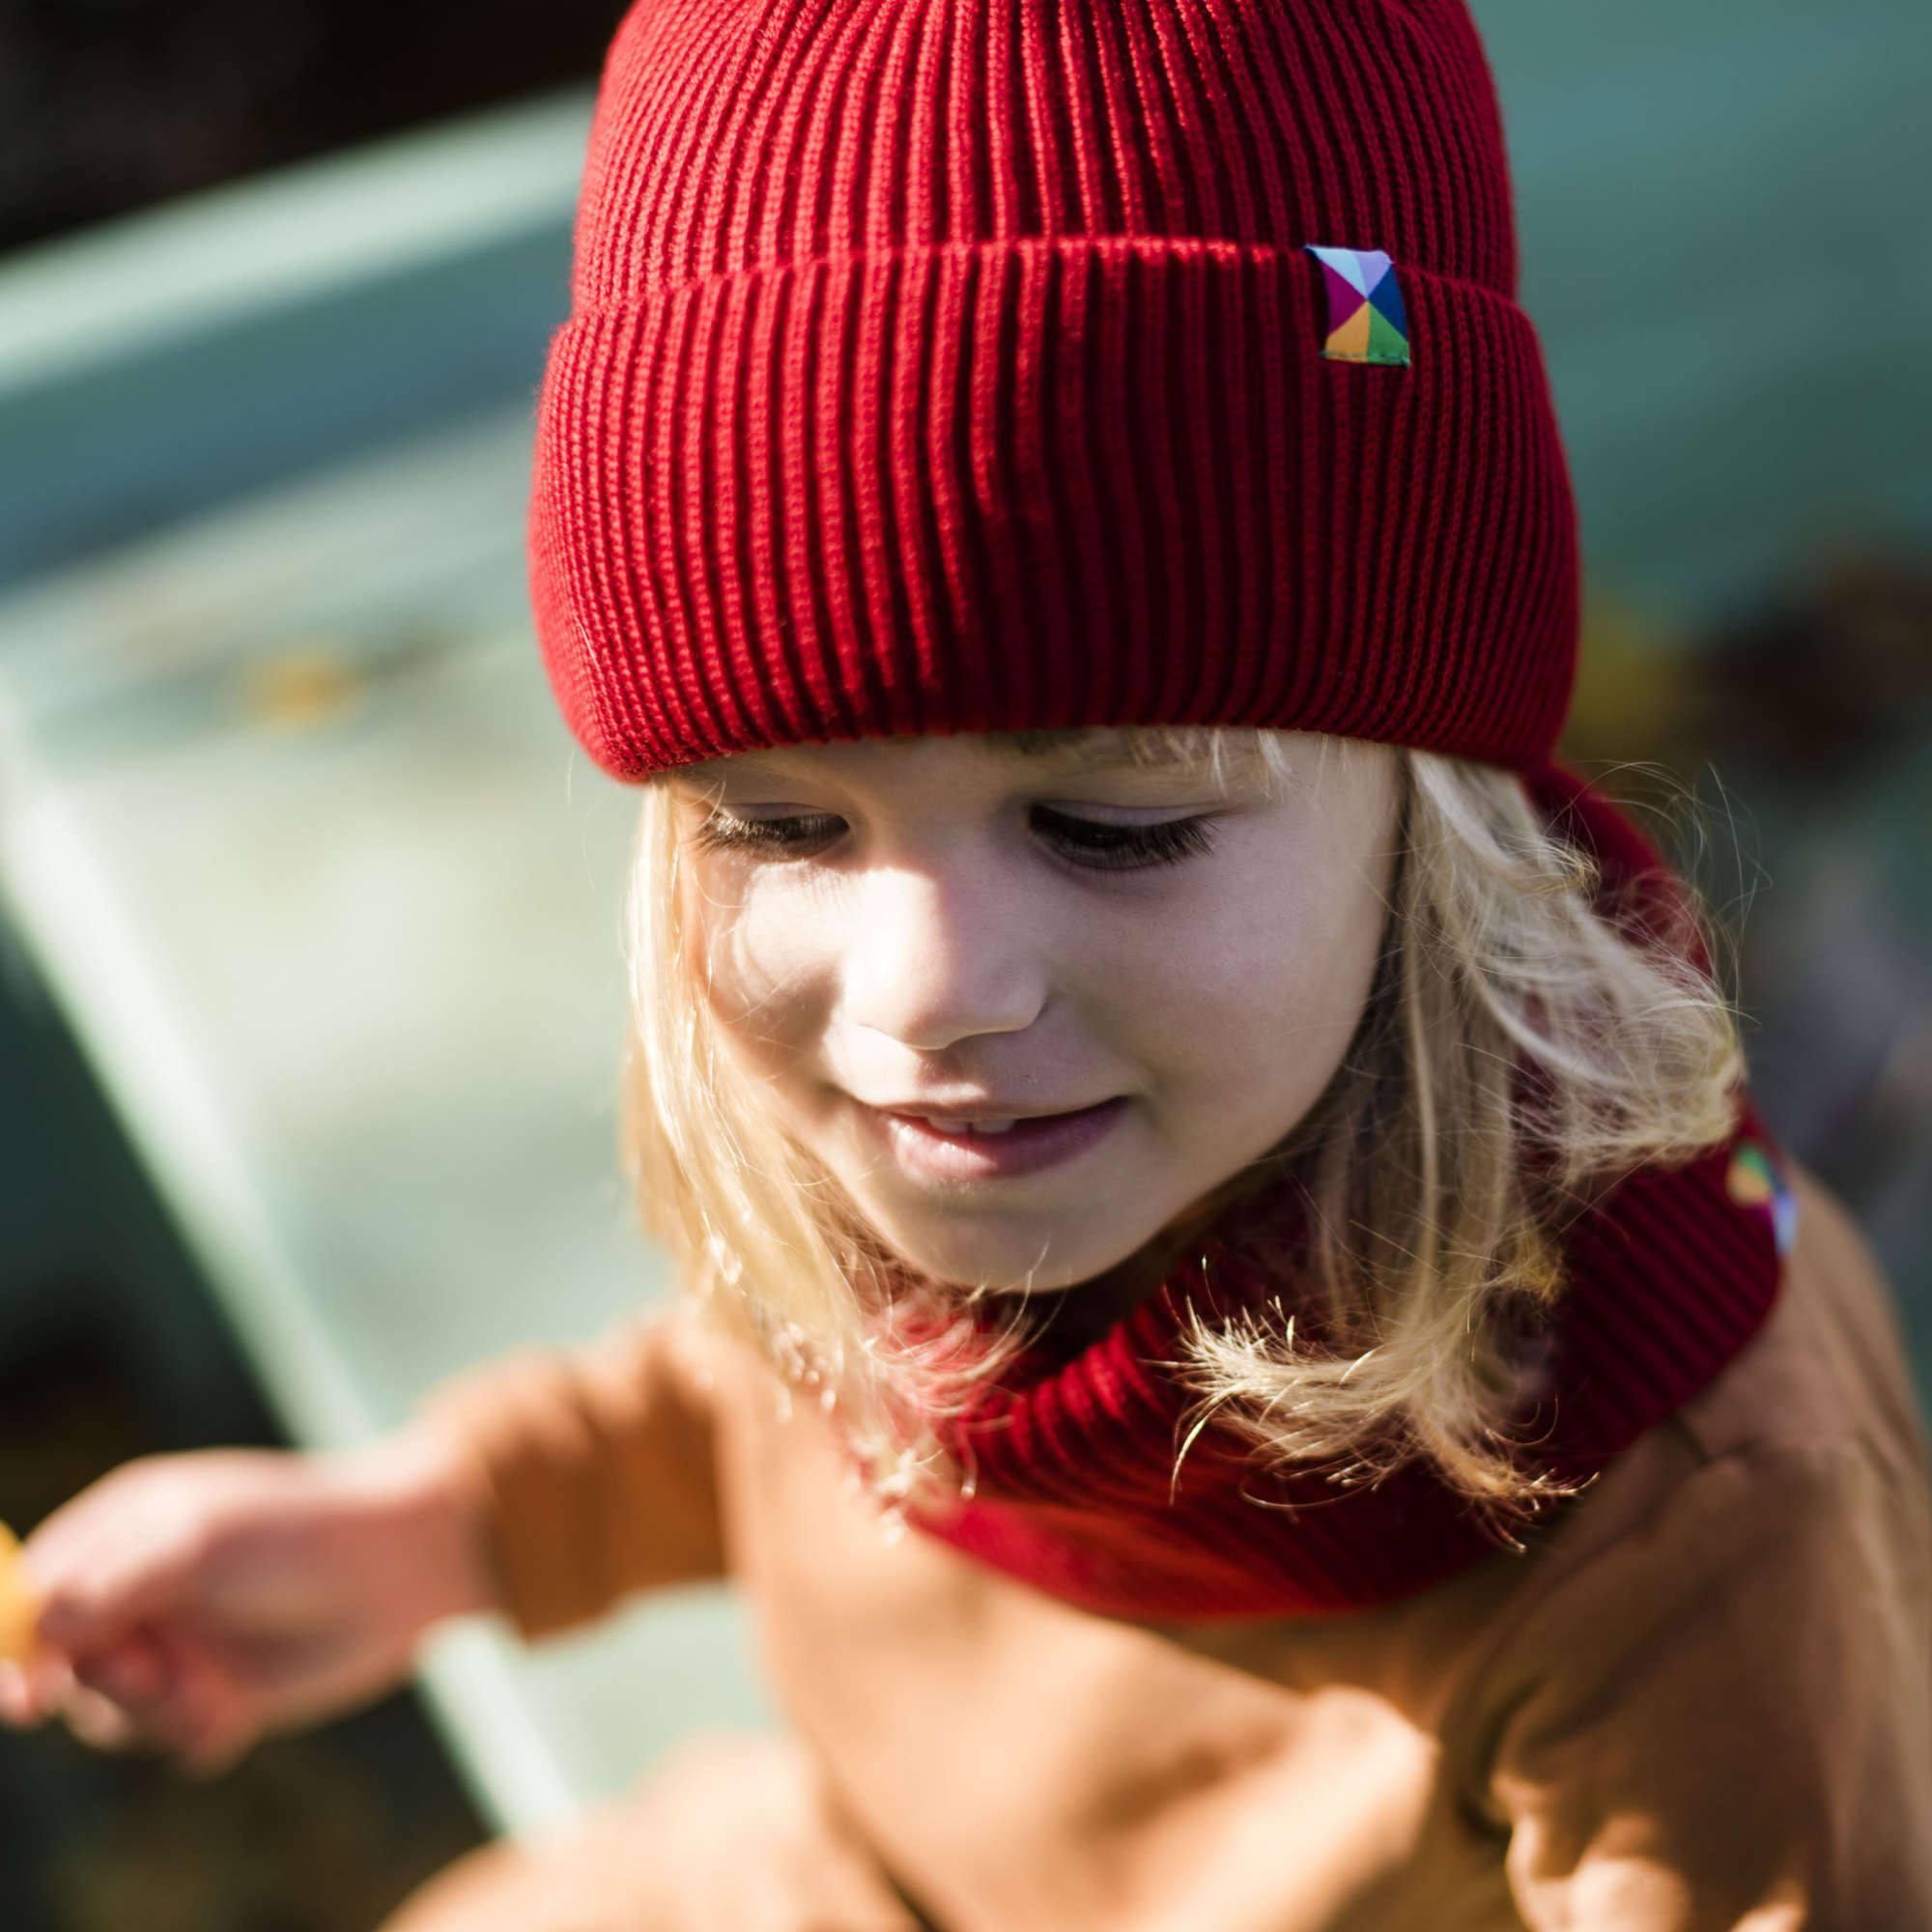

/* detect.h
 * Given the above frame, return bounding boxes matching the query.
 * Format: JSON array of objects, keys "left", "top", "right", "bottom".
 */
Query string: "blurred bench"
[{"left": 0, "top": 91, "right": 776, "bottom": 1838}]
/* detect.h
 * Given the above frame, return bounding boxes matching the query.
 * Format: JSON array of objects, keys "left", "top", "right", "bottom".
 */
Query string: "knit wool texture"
[
  {"left": 902, "top": 762, "right": 1793, "bottom": 1620},
  {"left": 527, "top": 0, "right": 1581, "bottom": 781}
]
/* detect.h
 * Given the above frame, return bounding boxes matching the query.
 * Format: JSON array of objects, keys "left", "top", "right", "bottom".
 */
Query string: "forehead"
[{"left": 670, "top": 726, "right": 1282, "bottom": 790}]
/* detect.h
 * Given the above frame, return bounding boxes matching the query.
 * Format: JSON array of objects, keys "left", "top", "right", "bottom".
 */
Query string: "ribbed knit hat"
[{"left": 527, "top": 0, "right": 1580, "bottom": 782}]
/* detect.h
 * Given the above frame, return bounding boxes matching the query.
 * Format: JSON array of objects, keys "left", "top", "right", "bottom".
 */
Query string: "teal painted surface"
[
  {"left": 1474, "top": 0, "right": 1932, "bottom": 619},
  {"left": 0, "top": 91, "right": 585, "bottom": 589},
  {"left": 0, "top": 226, "right": 568, "bottom": 581},
  {"left": 0, "top": 412, "right": 777, "bottom": 1833}
]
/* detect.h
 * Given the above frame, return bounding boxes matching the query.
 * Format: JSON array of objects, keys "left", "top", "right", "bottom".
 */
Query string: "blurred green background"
[{"left": 1, "top": 3, "right": 1928, "bottom": 1928}]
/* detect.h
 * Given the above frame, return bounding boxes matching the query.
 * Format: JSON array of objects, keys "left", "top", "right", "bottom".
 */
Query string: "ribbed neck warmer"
[{"left": 891, "top": 761, "right": 1796, "bottom": 1621}]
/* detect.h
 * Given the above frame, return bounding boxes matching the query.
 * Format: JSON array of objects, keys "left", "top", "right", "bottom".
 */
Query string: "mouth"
[{"left": 863, "top": 1096, "right": 1130, "bottom": 1182}]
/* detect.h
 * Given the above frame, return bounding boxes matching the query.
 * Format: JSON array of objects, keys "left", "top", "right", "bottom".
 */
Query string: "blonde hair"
[{"left": 616, "top": 729, "right": 1746, "bottom": 1541}]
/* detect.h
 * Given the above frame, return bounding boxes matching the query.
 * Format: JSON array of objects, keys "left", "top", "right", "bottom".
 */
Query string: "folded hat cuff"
[{"left": 527, "top": 235, "right": 1579, "bottom": 781}]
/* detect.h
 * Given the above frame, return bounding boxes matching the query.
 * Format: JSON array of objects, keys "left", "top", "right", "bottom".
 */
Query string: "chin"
[{"left": 867, "top": 1212, "right": 1142, "bottom": 1298}]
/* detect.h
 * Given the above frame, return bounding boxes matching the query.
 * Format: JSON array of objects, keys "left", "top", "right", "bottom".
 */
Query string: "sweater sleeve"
[
  {"left": 411, "top": 1298, "right": 729, "bottom": 1643},
  {"left": 1478, "top": 1436, "right": 1932, "bottom": 1930}
]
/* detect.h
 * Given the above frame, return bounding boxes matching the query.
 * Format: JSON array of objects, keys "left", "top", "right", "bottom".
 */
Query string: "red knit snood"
[{"left": 878, "top": 760, "right": 1794, "bottom": 1622}]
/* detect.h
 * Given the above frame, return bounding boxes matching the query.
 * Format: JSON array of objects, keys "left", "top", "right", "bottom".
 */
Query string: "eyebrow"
[
  {"left": 986, "top": 726, "right": 1212, "bottom": 772},
  {"left": 986, "top": 726, "right": 1282, "bottom": 793},
  {"left": 989, "top": 727, "right": 1122, "bottom": 764},
  {"left": 669, "top": 725, "right": 1272, "bottom": 791}
]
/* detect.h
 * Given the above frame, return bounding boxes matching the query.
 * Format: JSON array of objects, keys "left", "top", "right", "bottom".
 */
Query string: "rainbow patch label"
[
  {"left": 1726, "top": 1138, "right": 1800, "bottom": 1260},
  {"left": 1303, "top": 244, "right": 1411, "bottom": 366}
]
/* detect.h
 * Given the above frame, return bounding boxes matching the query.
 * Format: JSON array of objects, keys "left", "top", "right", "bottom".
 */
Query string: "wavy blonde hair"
[{"left": 616, "top": 729, "right": 1747, "bottom": 1541}]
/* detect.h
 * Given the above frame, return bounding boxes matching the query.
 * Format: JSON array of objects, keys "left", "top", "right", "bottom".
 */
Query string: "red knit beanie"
[{"left": 527, "top": 0, "right": 1580, "bottom": 782}]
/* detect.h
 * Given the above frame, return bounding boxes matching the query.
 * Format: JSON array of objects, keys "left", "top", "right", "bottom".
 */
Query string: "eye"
[
  {"left": 1030, "top": 806, "right": 1217, "bottom": 872},
  {"left": 690, "top": 809, "right": 844, "bottom": 856},
  {"left": 687, "top": 805, "right": 1218, "bottom": 872}
]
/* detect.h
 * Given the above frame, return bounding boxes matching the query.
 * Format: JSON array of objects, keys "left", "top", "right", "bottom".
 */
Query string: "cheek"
[
  {"left": 1139, "top": 858, "right": 1388, "bottom": 1097},
  {"left": 688, "top": 872, "right": 836, "bottom": 1058}
]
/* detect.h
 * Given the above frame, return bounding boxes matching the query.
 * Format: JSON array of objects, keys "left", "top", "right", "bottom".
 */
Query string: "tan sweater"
[{"left": 418, "top": 1158, "right": 1932, "bottom": 1929}]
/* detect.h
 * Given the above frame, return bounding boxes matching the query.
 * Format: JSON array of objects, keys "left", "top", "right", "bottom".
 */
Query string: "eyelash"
[{"left": 691, "top": 805, "right": 1217, "bottom": 873}]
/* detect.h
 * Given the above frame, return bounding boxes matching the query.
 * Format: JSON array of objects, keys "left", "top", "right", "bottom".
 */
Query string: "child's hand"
[{"left": 0, "top": 1426, "right": 499, "bottom": 1778}]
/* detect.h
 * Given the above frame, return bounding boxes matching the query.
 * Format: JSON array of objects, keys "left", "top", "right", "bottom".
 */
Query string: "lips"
[
  {"left": 864, "top": 1096, "right": 1129, "bottom": 1182},
  {"left": 868, "top": 1100, "right": 1105, "bottom": 1125}
]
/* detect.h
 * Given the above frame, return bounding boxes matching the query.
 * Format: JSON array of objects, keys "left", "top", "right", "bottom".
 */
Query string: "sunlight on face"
[{"left": 668, "top": 729, "right": 1400, "bottom": 1296}]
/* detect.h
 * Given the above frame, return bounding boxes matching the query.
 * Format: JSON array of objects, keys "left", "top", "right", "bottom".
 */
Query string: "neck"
[
  {"left": 1035, "top": 1243, "right": 1174, "bottom": 1352},
  {"left": 1025, "top": 1164, "right": 1277, "bottom": 1354}
]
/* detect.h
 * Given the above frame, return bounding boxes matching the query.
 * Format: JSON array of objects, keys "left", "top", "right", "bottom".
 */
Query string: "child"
[{"left": 5, "top": 2, "right": 1931, "bottom": 1925}]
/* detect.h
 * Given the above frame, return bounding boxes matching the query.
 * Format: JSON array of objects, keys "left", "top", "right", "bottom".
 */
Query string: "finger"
[
  {"left": 0, "top": 1661, "right": 39, "bottom": 1727},
  {"left": 14, "top": 1651, "right": 76, "bottom": 1725},
  {"left": 64, "top": 1657, "right": 213, "bottom": 1767},
  {"left": 14, "top": 1496, "right": 145, "bottom": 1615},
  {"left": 148, "top": 1629, "right": 257, "bottom": 1778},
  {"left": 60, "top": 1681, "right": 145, "bottom": 1753},
  {"left": 34, "top": 1522, "right": 204, "bottom": 1654},
  {"left": 14, "top": 1503, "right": 111, "bottom": 1582},
  {"left": 73, "top": 1633, "right": 170, "bottom": 1710}
]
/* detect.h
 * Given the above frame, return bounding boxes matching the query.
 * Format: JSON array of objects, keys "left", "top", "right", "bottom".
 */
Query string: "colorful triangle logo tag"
[{"left": 1303, "top": 244, "right": 1411, "bottom": 367}]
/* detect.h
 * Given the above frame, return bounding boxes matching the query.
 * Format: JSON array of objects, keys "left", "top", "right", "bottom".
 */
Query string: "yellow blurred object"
[
  {"left": 239, "top": 646, "right": 365, "bottom": 730},
  {"left": 1561, "top": 587, "right": 1698, "bottom": 764},
  {"left": 0, "top": 1520, "right": 42, "bottom": 1663}
]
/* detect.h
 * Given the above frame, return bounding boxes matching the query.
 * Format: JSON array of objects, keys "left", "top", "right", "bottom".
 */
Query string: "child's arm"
[
  {"left": 0, "top": 1301, "right": 725, "bottom": 1773},
  {"left": 0, "top": 1433, "right": 502, "bottom": 1775},
  {"left": 1477, "top": 1435, "right": 1932, "bottom": 1928},
  {"left": 408, "top": 1297, "right": 729, "bottom": 1644}
]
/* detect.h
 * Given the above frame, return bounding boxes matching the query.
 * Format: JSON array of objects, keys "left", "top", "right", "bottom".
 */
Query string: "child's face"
[{"left": 668, "top": 730, "right": 1399, "bottom": 1295}]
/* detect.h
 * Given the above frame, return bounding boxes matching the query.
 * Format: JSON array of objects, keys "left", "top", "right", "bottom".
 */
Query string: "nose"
[{"left": 838, "top": 854, "right": 1047, "bottom": 1052}]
